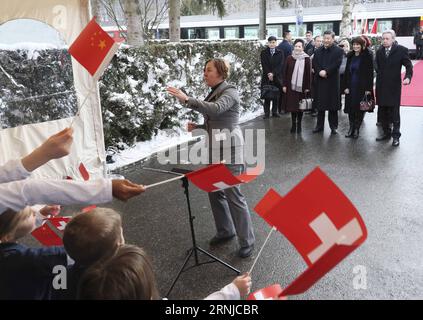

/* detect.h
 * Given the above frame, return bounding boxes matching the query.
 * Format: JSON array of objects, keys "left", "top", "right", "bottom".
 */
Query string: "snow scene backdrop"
[{"left": 1, "top": 40, "right": 264, "bottom": 154}]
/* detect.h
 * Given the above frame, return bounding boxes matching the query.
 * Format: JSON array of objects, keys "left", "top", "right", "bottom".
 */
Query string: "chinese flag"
[
  {"left": 69, "top": 17, "right": 119, "bottom": 80},
  {"left": 186, "top": 164, "right": 262, "bottom": 192},
  {"left": 31, "top": 217, "right": 71, "bottom": 246},
  {"left": 254, "top": 167, "right": 367, "bottom": 297},
  {"left": 370, "top": 19, "right": 378, "bottom": 34}
]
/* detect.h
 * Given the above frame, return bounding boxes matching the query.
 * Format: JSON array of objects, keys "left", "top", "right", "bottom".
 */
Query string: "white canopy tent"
[{"left": 0, "top": 0, "right": 106, "bottom": 179}]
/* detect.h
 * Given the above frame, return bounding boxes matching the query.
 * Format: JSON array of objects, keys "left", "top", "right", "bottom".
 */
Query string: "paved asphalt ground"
[
  {"left": 104, "top": 107, "right": 423, "bottom": 300},
  {"left": 24, "top": 107, "right": 423, "bottom": 300}
]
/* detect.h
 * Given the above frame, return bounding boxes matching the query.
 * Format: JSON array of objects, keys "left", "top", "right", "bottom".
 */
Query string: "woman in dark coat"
[
  {"left": 282, "top": 39, "right": 312, "bottom": 133},
  {"left": 343, "top": 36, "right": 375, "bottom": 139}
]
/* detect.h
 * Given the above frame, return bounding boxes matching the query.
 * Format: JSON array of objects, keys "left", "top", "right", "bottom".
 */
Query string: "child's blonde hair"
[
  {"left": 0, "top": 207, "right": 33, "bottom": 242},
  {"left": 63, "top": 208, "right": 122, "bottom": 266}
]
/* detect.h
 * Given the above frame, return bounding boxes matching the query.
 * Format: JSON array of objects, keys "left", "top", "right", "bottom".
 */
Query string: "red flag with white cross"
[
  {"left": 185, "top": 164, "right": 262, "bottom": 192},
  {"left": 31, "top": 217, "right": 71, "bottom": 247},
  {"left": 253, "top": 167, "right": 367, "bottom": 298},
  {"left": 68, "top": 17, "right": 119, "bottom": 80}
]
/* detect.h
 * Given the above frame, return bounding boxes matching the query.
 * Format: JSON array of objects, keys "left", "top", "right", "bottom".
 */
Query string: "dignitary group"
[{"left": 260, "top": 29, "right": 413, "bottom": 147}]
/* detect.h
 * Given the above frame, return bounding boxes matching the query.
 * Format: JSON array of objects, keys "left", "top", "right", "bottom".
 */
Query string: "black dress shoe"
[
  {"left": 290, "top": 124, "right": 297, "bottom": 133},
  {"left": 209, "top": 234, "right": 235, "bottom": 246},
  {"left": 331, "top": 129, "right": 338, "bottom": 135},
  {"left": 376, "top": 134, "right": 391, "bottom": 141},
  {"left": 392, "top": 138, "right": 400, "bottom": 147},
  {"left": 263, "top": 115, "right": 270, "bottom": 119},
  {"left": 238, "top": 244, "right": 254, "bottom": 258},
  {"left": 272, "top": 113, "right": 281, "bottom": 118},
  {"left": 313, "top": 127, "right": 324, "bottom": 133}
]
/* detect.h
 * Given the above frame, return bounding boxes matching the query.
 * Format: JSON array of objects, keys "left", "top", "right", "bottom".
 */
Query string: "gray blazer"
[{"left": 187, "top": 81, "right": 244, "bottom": 164}]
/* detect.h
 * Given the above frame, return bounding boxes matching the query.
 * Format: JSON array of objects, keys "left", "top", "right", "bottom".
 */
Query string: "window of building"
[
  {"left": 267, "top": 25, "right": 282, "bottom": 38},
  {"left": 206, "top": 28, "right": 220, "bottom": 40},
  {"left": 244, "top": 26, "right": 259, "bottom": 39},
  {"left": 313, "top": 23, "right": 334, "bottom": 36},
  {"left": 224, "top": 27, "right": 239, "bottom": 39},
  {"left": 288, "top": 24, "right": 308, "bottom": 37},
  {"left": 370, "top": 19, "right": 392, "bottom": 34}
]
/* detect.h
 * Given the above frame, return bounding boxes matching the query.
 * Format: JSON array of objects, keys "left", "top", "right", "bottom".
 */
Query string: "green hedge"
[
  {"left": 100, "top": 40, "right": 264, "bottom": 148},
  {"left": 1, "top": 41, "right": 266, "bottom": 149}
]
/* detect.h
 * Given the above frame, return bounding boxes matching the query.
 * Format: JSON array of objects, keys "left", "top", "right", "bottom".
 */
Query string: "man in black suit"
[
  {"left": 260, "top": 36, "right": 285, "bottom": 118},
  {"left": 304, "top": 30, "right": 315, "bottom": 56},
  {"left": 376, "top": 29, "right": 413, "bottom": 147}
]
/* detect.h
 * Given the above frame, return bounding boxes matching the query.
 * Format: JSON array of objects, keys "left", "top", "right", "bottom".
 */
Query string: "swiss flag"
[
  {"left": 254, "top": 167, "right": 367, "bottom": 297},
  {"left": 31, "top": 217, "right": 71, "bottom": 247},
  {"left": 69, "top": 17, "right": 119, "bottom": 80},
  {"left": 186, "top": 164, "right": 262, "bottom": 193}
]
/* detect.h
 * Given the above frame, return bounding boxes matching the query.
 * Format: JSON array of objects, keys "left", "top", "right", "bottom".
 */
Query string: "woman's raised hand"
[{"left": 167, "top": 87, "right": 188, "bottom": 104}]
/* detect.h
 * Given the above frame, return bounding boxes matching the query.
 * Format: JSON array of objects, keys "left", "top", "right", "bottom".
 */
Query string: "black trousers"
[
  {"left": 416, "top": 45, "right": 423, "bottom": 59},
  {"left": 316, "top": 110, "right": 338, "bottom": 130},
  {"left": 379, "top": 105, "right": 401, "bottom": 138},
  {"left": 348, "top": 109, "right": 365, "bottom": 129},
  {"left": 264, "top": 98, "right": 279, "bottom": 116}
]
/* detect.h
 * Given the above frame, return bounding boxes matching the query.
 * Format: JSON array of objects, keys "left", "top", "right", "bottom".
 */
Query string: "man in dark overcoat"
[
  {"left": 375, "top": 29, "right": 413, "bottom": 147},
  {"left": 312, "top": 30, "right": 344, "bottom": 134},
  {"left": 260, "top": 36, "right": 285, "bottom": 118}
]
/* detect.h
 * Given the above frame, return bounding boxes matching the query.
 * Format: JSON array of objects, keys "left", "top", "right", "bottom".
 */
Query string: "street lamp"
[{"left": 295, "top": 3, "right": 304, "bottom": 37}]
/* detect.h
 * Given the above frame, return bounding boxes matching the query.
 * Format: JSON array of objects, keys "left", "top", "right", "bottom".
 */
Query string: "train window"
[
  {"left": 244, "top": 26, "right": 259, "bottom": 39},
  {"left": 313, "top": 22, "right": 334, "bottom": 36},
  {"left": 188, "top": 28, "right": 196, "bottom": 39},
  {"left": 205, "top": 27, "right": 220, "bottom": 40},
  {"left": 224, "top": 27, "right": 239, "bottom": 39},
  {"left": 371, "top": 20, "right": 393, "bottom": 34},
  {"left": 267, "top": 25, "right": 282, "bottom": 38},
  {"left": 288, "top": 24, "right": 308, "bottom": 37}
]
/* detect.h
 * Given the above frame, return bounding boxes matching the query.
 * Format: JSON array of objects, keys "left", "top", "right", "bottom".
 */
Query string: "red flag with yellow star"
[{"left": 69, "top": 17, "right": 119, "bottom": 80}]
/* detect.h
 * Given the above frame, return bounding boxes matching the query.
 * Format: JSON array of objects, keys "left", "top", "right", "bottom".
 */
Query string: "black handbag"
[
  {"left": 261, "top": 84, "right": 280, "bottom": 100},
  {"left": 359, "top": 93, "right": 375, "bottom": 112}
]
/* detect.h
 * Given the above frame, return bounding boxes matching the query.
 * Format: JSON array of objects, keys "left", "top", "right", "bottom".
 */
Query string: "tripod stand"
[{"left": 143, "top": 167, "right": 240, "bottom": 298}]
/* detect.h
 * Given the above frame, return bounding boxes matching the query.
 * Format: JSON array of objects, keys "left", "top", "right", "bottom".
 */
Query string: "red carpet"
[{"left": 401, "top": 61, "right": 423, "bottom": 107}]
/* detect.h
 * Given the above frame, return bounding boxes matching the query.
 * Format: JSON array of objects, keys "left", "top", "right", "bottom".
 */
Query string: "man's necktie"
[
  {"left": 270, "top": 48, "right": 275, "bottom": 56},
  {"left": 385, "top": 48, "right": 390, "bottom": 58}
]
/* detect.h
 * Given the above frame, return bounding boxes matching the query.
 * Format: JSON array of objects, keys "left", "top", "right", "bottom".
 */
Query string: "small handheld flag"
[
  {"left": 69, "top": 17, "right": 120, "bottom": 81},
  {"left": 253, "top": 167, "right": 367, "bottom": 298}
]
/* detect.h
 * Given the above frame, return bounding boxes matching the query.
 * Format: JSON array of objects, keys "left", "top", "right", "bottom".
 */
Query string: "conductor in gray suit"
[{"left": 167, "top": 58, "right": 255, "bottom": 258}]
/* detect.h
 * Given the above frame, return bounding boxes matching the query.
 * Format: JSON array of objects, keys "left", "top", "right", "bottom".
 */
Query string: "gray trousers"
[{"left": 208, "top": 164, "right": 255, "bottom": 248}]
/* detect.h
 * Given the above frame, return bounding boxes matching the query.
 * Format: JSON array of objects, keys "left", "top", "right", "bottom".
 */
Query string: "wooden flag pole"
[
  {"left": 145, "top": 175, "right": 186, "bottom": 190},
  {"left": 70, "top": 81, "right": 97, "bottom": 129},
  {"left": 249, "top": 226, "right": 276, "bottom": 275}
]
